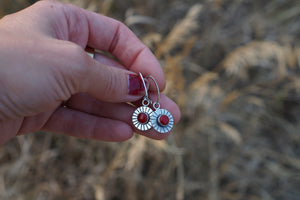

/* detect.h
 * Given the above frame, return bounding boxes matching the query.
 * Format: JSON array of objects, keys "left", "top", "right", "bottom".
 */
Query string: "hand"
[{"left": 0, "top": 0, "right": 180, "bottom": 145}]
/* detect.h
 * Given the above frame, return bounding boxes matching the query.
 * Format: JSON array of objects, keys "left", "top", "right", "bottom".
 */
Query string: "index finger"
[{"left": 83, "top": 10, "right": 165, "bottom": 90}]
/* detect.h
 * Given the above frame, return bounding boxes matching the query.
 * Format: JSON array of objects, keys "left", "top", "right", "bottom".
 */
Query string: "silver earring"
[
  {"left": 132, "top": 73, "right": 153, "bottom": 131},
  {"left": 146, "top": 75, "right": 174, "bottom": 134}
]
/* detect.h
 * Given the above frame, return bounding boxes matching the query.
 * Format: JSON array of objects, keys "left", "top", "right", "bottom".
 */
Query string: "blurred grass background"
[{"left": 1, "top": 0, "right": 300, "bottom": 199}]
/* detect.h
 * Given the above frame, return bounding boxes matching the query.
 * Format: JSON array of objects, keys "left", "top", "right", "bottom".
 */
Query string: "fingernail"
[{"left": 128, "top": 74, "right": 148, "bottom": 95}]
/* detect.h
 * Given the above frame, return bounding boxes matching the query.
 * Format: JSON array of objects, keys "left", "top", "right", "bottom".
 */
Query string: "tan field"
[{"left": 1, "top": 0, "right": 300, "bottom": 199}]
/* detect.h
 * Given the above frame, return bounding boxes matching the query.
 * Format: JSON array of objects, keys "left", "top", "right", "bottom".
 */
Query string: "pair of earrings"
[{"left": 132, "top": 73, "right": 174, "bottom": 133}]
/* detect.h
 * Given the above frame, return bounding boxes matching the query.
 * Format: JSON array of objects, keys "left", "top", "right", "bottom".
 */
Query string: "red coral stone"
[
  {"left": 138, "top": 113, "right": 148, "bottom": 124},
  {"left": 158, "top": 115, "right": 169, "bottom": 126}
]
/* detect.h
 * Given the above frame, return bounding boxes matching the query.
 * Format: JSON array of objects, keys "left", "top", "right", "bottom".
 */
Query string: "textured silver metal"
[
  {"left": 150, "top": 109, "right": 174, "bottom": 133},
  {"left": 132, "top": 106, "right": 153, "bottom": 131}
]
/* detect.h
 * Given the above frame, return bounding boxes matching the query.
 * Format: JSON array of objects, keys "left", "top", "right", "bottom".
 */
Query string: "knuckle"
[
  {"left": 33, "top": 0, "right": 55, "bottom": 10},
  {"left": 52, "top": 43, "right": 88, "bottom": 94},
  {"left": 103, "top": 69, "right": 117, "bottom": 95},
  {"left": 67, "top": 44, "right": 89, "bottom": 88},
  {"left": 68, "top": 43, "right": 86, "bottom": 61},
  {"left": 1, "top": 14, "right": 12, "bottom": 21},
  {"left": 34, "top": 0, "right": 60, "bottom": 8},
  {"left": 102, "top": 68, "right": 122, "bottom": 99},
  {"left": 109, "top": 21, "right": 127, "bottom": 53},
  {"left": 67, "top": 44, "right": 88, "bottom": 70}
]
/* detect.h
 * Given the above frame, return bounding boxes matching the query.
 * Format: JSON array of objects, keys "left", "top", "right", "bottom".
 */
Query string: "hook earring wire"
[
  {"left": 145, "top": 75, "right": 160, "bottom": 110},
  {"left": 139, "top": 72, "right": 151, "bottom": 106},
  {"left": 139, "top": 72, "right": 148, "bottom": 98}
]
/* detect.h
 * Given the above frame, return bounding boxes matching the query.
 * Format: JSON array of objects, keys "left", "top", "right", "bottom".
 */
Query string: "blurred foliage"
[{"left": 1, "top": 0, "right": 300, "bottom": 200}]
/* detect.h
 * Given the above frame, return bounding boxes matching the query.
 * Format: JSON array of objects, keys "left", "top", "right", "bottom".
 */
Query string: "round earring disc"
[
  {"left": 151, "top": 109, "right": 174, "bottom": 133},
  {"left": 132, "top": 106, "right": 153, "bottom": 131}
]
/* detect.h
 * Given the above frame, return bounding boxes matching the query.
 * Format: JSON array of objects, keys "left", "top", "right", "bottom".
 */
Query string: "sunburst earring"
[
  {"left": 132, "top": 73, "right": 153, "bottom": 131},
  {"left": 146, "top": 75, "right": 174, "bottom": 134}
]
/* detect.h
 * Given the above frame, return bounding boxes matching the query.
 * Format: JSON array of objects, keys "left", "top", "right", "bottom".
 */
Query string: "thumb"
[{"left": 75, "top": 51, "right": 147, "bottom": 103}]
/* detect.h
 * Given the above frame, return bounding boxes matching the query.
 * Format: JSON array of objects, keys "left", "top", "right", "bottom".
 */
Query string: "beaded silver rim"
[
  {"left": 132, "top": 106, "right": 153, "bottom": 131},
  {"left": 150, "top": 109, "right": 174, "bottom": 133}
]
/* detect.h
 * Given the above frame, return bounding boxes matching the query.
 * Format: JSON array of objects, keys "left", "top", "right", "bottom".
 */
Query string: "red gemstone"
[
  {"left": 158, "top": 115, "right": 169, "bottom": 126},
  {"left": 138, "top": 113, "right": 148, "bottom": 124}
]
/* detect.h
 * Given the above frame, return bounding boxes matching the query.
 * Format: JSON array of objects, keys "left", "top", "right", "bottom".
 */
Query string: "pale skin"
[{"left": 0, "top": 0, "right": 180, "bottom": 145}]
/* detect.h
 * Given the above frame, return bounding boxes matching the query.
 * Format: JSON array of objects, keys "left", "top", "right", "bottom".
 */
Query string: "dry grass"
[{"left": 1, "top": 0, "right": 300, "bottom": 199}]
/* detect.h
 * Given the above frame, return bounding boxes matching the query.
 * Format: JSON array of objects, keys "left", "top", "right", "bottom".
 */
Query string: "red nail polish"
[{"left": 128, "top": 74, "right": 147, "bottom": 95}]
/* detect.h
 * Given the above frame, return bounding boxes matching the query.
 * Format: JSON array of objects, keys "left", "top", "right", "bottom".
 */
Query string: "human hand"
[{"left": 0, "top": 0, "right": 180, "bottom": 145}]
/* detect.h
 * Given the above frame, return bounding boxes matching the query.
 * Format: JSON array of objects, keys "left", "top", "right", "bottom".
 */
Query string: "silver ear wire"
[
  {"left": 139, "top": 72, "right": 148, "bottom": 99},
  {"left": 145, "top": 75, "right": 160, "bottom": 110},
  {"left": 139, "top": 72, "right": 151, "bottom": 106}
]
